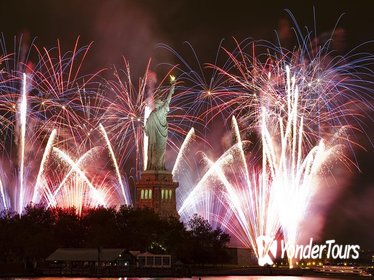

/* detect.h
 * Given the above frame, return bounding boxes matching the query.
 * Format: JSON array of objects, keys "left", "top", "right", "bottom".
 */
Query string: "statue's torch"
[{"left": 170, "top": 75, "right": 176, "bottom": 85}]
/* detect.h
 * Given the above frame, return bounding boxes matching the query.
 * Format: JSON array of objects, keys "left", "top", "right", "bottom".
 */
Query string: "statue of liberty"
[{"left": 145, "top": 76, "right": 176, "bottom": 171}]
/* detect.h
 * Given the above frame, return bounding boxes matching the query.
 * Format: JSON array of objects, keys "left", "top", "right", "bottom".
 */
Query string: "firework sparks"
[
  {"left": 53, "top": 147, "right": 106, "bottom": 206},
  {"left": 172, "top": 127, "right": 195, "bottom": 176},
  {"left": 32, "top": 129, "right": 57, "bottom": 203},
  {"left": 177, "top": 31, "right": 373, "bottom": 266},
  {"left": 0, "top": 38, "right": 110, "bottom": 213},
  {"left": 46, "top": 146, "right": 101, "bottom": 208},
  {"left": 99, "top": 123, "right": 131, "bottom": 205},
  {"left": 0, "top": 176, "right": 6, "bottom": 211},
  {"left": 18, "top": 73, "right": 27, "bottom": 213},
  {"left": 143, "top": 105, "right": 151, "bottom": 170},
  {"left": 0, "top": 18, "right": 372, "bottom": 268}
]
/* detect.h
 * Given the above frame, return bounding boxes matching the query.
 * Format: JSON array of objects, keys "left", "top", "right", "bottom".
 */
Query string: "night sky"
[
  {"left": 1, "top": 1, "right": 373, "bottom": 248},
  {"left": 2, "top": 1, "right": 373, "bottom": 72}
]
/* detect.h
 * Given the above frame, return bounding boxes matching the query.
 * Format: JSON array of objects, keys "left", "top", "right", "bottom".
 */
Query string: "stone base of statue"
[{"left": 135, "top": 170, "right": 179, "bottom": 219}]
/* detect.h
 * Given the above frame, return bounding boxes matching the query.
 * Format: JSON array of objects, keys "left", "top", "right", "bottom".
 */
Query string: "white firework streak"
[
  {"left": 18, "top": 73, "right": 27, "bottom": 213},
  {"left": 143, "top": 105, "right": 151, "bottom": 170},
  {"left": 47, "top": 146, "right": 102, "bottom": 207},
  {"left": 99, "top": 123, "right": 130, "bottom": 205},
  {"left": 172, "top": 127, "right": 195, "bottom": 176},
  {"left": 53, "top": 147, "right": 106, "bottom": 206},
  {"left": 32, "top": 129, "right": 57, "bottom": 204}
]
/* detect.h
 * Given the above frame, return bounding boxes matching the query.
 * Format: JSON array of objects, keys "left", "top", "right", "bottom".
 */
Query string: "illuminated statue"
[{"left": 145, "top": 76, "right": 176, "bottom": 170}]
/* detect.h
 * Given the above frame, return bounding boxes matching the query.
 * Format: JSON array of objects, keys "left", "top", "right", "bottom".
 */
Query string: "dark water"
[{"left": 3, "top": 277, "right": 349, "bottom": 280}]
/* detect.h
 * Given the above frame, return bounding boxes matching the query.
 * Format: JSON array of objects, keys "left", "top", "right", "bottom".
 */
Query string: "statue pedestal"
[{"left": 135, "top": 170, "right": 179, "bottom": 219}]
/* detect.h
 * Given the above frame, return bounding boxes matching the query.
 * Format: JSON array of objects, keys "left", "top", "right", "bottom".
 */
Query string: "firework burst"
[
  {"left": 178, "top": 23, "right": 374, "bottom": 266},
  {"left": 0, "top": 37, "right": 123, "bottom": 213}
]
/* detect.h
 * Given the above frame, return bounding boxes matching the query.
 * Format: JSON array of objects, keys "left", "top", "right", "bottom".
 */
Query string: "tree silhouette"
[{"left": 0, "top": 205, "right": 230, "bottom": 269}]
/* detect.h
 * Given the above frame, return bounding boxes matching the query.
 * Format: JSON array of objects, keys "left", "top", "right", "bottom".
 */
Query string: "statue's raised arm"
[{"left": 162, "top": 75, "right": 176, "bottom": 112}]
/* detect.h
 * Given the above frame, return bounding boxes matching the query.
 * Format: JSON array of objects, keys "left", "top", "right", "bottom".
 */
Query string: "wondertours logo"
[{"left": 256, "top": 235, "right": 361, "bottom": 266}]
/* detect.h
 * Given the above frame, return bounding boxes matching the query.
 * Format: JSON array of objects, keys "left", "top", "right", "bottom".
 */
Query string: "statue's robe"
[{"left": 145, "top": 92, "right": 172, "bottom": 171}]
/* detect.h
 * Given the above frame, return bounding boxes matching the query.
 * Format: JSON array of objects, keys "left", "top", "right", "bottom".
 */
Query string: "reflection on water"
[
  {"left": 194, "top": 277, "right": 341, "bottom": 280},
  {"left": 9, "top": 277, "right": 347, "bottom": 280}
]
